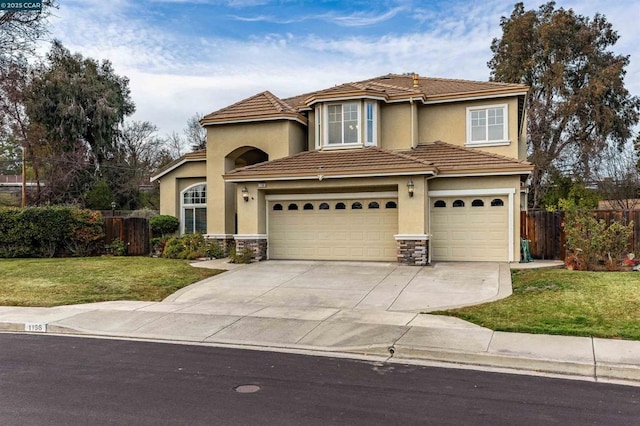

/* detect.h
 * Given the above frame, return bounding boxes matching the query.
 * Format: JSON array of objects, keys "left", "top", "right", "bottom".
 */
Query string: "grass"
[
  {"left": 435, "top": 268, "right": 640, "bottom": 341},
  {"left": 0, "top": 257, "right": 222, "bottom": 307}
]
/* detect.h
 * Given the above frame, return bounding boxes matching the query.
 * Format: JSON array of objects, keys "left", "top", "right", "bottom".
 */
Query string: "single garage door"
[
  {"left": 268, "top": 198, "right": 398, "bottom": 261},
  {"left": 430, "top": 195, "right": 508, "bottom": 261}
]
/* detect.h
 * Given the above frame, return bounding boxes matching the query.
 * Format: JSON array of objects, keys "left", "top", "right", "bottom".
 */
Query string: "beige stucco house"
[{"left": 152, "top": 73, "right": 533, "bottom": 265}]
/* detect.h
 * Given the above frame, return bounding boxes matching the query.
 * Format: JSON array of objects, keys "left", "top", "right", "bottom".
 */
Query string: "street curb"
[{"left": 4, "top": 321, "right": 640, "bottom": 386}]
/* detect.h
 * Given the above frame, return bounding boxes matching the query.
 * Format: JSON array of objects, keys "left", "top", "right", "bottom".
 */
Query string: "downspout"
[{"left": 410, "top": 98, "right": 417, "bottom": 149}]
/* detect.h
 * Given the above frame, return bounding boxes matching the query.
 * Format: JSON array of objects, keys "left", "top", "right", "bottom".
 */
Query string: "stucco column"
[
  {"left": 234, "top": 182, "right": 267, "bottom": 261},
  {"left": 395, "top": 177, "right": 430, "bottom": 265}
]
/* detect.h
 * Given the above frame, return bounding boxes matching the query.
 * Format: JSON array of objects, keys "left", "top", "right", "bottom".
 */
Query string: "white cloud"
[{"left": 45, "top": 0, "right": 640, "bottom": 138}]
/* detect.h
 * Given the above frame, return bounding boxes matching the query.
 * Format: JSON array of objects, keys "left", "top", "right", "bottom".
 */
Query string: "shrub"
[
  {"left": 160, "top": 233, "right": 225, "bottom": 260},
  {"left": 205, "top": 240, "right": 225, "bottom": 259},
  {"left": 66, "top": 209, "right": 105, "bottom": 256},
  {"left": 0, "top": 206, "right": 104, "bottom": 258},
  {"left": 229, "top": 245, "right": 252, "bottom": 264},
  {"left": 107, "top": 238, "right": 127, "bottom": 256},
  {"left": 150, "top": 215, "right": 179, "bottom": 238},
  {"left": 161, "top": 237, "right": 185, "bottom": 259},
  {"left": 560, "top": 199, "right": 633, "bottom": 271}
]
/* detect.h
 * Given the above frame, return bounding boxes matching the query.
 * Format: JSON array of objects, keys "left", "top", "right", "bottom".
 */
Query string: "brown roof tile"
[
  {"left": 224, "top": 142, "right": 532, "bottom": 181},
  {"left": 202, "top": 74, "right": 528, "bottom": 126},
  {"left": 403, "top": 142, "right": 533, "bottom": 174},
  {"left": 201, "top": 91, "right": 307, "bottom": 125},
  {"left": 224, "top": 147, "right": 436, "bottom": 180}
]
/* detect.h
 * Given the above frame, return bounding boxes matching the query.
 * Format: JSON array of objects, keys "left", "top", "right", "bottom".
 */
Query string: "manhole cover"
[{"left": 234, "top": 384, "right": 261, "bottom": 393}]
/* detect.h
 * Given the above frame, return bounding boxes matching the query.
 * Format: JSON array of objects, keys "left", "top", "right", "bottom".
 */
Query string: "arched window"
[
  {"left": 319, "top": 202, "right": 330, "bottom": 210},
  {"left": 433, "top": 200, "right": 446, "bottom": 208},
  {"left": 181, "top": 183, "right": 207, "bottom": 234},
  {"left": 471, "top": 199, "right": 484, "bottom": 207},
  {"left": 351, "top": 202, "right": 363, "bottom": 209},
  {"left": 303, "top": 203, "right": 314, "bottom": 210},
  {"left": 288, "top": 203, "right": 299, "bottom": 210},
  {"left": 491, "top": 198, "right": 504, "bottom": 207},
  {"left": 368, "top": 201, "right": 379, "bottom": 209},
  {"left": 273, "top": 203, "right": 283, "bottom": 211},
  {"left": 385, "top": 201, "right": 397, "bottom": 209},
  {"left": 335, "top": 202, "right": 346, "bottom": 210},
  {"left": 453, "top": 199, "right": 465, "bottom": 208}
]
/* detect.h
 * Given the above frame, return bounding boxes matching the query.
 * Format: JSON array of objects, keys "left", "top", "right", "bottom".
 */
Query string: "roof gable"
[
  {"left": 200, "top": 91, "right": 307, "bottom": 126},
  {"left": 202, "top": 74, "right": 529, "bottom": 126}
]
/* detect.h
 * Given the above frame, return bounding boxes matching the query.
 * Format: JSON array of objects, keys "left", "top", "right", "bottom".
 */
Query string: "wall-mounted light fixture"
[
  {"left": 241, "top": 186, "right": 249, "bottom": 202},
  {"left": 407, "top": 180, "right": 414, "bottom": 198}
]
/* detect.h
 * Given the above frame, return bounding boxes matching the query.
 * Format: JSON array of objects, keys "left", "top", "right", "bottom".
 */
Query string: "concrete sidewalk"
[{"left": 0, "top": 259, "right": 638, "bottom": 386}]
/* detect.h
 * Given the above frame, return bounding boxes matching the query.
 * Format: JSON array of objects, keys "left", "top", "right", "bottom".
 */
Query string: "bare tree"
[
  {"left": 0, "top": 1, "right": 57, "bottom": 64},
  {"left": 596, "top": 139, "right": 640, "bottom": 210},
  {"left": 184, "top": 113, "right": 206, "bottom": 151},
  {"left": 163, "top": 131, "right": 189, "bottom": 159}
]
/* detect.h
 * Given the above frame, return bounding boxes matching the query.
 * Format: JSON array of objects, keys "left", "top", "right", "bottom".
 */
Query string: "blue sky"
[{"left": 46, "top": 0, "right": 640, "bottom": 137}]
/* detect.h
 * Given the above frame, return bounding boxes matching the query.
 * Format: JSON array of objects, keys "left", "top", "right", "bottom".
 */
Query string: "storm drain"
[{"left": 234, "top": 384, "right": 261, "bottom": 394}]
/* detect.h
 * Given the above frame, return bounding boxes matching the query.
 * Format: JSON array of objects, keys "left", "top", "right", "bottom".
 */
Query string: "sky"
[{"left": 44, "top": 0, "right": 640, "bottom": 138}]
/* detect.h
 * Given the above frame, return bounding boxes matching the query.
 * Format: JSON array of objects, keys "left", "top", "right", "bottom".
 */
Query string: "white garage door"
[
  {"left": 430, "top": 195, "right": 509, "bottom": 261},
  {"left": 268, "top": 198, "right": 398, "bottom": 261}
]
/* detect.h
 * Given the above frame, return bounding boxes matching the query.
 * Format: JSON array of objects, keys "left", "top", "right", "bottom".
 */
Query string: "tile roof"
[
  {"left": 402, "top": 141, "right": 533, "bottom": 174},
  {"left": 201, "top": 91, "right": 307, "bottom": 126},
  {"left": 202, "top": 74, "right": 529, "bottom": 126},
  {"left": 224, "top": 147, "right": 437, "bottom": 180},
  {"left": 224, "top": 142, "right": 532, "bottom": 181}
]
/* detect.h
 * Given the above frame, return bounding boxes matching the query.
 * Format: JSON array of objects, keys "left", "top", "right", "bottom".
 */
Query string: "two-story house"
[{"left": 152, "top": 73, "right": 533, "bottom": 265}]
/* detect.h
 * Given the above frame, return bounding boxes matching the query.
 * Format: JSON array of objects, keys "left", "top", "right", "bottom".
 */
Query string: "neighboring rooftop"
[{"left": 202, "top": 74, "right": 529, "bottom": 126}]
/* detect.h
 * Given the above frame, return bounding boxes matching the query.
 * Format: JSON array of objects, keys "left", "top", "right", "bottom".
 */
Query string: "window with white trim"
[
  {"left": 466, "top": 104, "right": 508, "bottom": 146},
  {"left": 182, "top": 183, "right": 206, "bottom": 234},
  {"left": 318, "top": 100, "right": 378, "bottom": 148}
]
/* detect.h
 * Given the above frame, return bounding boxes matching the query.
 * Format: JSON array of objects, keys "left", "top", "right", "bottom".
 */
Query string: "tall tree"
[
  {"left": 94, "top": 120, "right": 170, "bottom": 209},
  {"left": 25, "top": 41, "right": 135, "bottom": 204},
  {"left": 488, "top": 2, "right": 640, "bottom": 207},
  {"left": 184, "top": 113, "right": 207, "bottom": 151}
]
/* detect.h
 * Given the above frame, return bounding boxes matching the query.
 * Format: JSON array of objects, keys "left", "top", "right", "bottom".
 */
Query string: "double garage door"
[
  {"left": 430, "top": 195, "right": 509, "bottom": 262},
  {"left": 268, "top": 198, "right": 398, "bottom": 261}
]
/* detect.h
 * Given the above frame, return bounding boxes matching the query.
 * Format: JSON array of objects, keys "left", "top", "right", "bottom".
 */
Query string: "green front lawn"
[
  {"left": 436, "top": 268, "right": 640, "bottom": 340},
  {"left": 0, "top": 257, "right": 222, "bottom": 307}
]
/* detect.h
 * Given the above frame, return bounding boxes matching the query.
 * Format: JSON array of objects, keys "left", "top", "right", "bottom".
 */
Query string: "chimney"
[{"left": 412, "top": 73, "right": 419, "bottom": 88}]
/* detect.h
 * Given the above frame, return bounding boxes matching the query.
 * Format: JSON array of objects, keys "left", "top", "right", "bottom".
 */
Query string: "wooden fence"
[
  {"left": 104, "top": 217, "right": 150, "bottom": 256},
  {"left": 521, "top": 209, "right": 640, "bottom": 260}
]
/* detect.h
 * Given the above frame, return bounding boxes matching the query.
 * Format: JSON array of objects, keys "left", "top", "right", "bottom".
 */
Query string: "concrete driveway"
[{"left": 166, "top": 260, "right": 512, "bottom": 313}]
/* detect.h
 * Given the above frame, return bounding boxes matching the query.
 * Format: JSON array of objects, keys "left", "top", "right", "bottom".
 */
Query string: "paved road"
[{"left": 1, "top": 334, "right": 638, "bottom": 426}]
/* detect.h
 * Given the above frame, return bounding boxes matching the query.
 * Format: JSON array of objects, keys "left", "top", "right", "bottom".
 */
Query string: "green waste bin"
[{"left": 520, "top": 238, "right": 533, "bottom": 263}]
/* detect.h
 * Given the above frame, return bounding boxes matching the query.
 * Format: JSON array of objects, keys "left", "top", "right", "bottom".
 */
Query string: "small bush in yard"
[
  {"left": 229, "top": 246, "right": 252, "bottom": 264},
  {"left": 150, "top": 215, "right": 179, "bottom": 238},
  {"left": 160, "top": 233, "right": 224, "bottom": 260},
  {"left": 107, "top": 238, "right": 127, "bottom": 256},
  {"left": 560, "top": 198, "right": 633, "bottom": 271}
]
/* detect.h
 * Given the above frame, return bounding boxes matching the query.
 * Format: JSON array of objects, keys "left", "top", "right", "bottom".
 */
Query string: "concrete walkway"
[{"left": 0, "top": 259, "right": 638, "bottom": 386}]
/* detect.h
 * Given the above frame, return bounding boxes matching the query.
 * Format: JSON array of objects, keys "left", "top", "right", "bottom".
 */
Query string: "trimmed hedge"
[{"left": 0, "top": 207, "right": 105, "bottom": 258}]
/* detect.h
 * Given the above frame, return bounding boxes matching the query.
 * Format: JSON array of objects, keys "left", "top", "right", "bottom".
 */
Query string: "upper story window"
[
  {"left": 466, "top": 104, "right": 509, "bottom": 146},
  {"left": 316, "top": 100, "right": 378, "bottom": 149}
]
